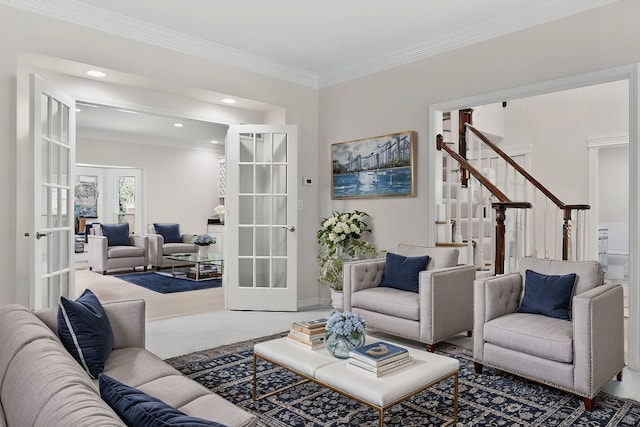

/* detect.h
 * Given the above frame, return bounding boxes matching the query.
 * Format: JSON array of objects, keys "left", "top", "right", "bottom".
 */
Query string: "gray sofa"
[
  {"left": 0, "top": 299, "right": 257, "bottom": 427},
  {"left": 343, "top": 244, "right": 477, "bottom": 352},
  {"left": 473, "top": 257, "right": 625, "bottom": 411}
]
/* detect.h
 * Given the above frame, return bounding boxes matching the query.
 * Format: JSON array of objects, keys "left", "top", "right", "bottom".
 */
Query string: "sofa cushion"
[
  {"left": 352, "top": 287, "right": 420, "bottom": 321},
  {"left": 101, "top": 223, "right": 131, "bottom": 247},
  {"left": 2, "top": 337, "right": 124, "bottom": 427},
  {"left": 154, "top": 223, "right": 183, "bottom": 244},
  {"left": 518, "top": 269, "right": 576, "bottom": 320},
  {"left": 484, "top": 312, "right": 574, "bottom": 363},
  {"left": 379, "top": 252, "right": 429, "bottom": 293},
  {"left": 57, "top": 289, "right": 114, "bottom": 378},
  {"left": 100, "top": 374, "right": 226, "bottom": 426},
  {"left": 107, "top": 245, "right": 145, "bottom": 259}
]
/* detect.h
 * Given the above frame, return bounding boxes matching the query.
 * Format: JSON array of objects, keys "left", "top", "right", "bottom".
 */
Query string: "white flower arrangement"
[
  {"left": 214, "top": 205, "right": 225, "bottom": 216},
  {"left": 192, "top": 234, "right": 215, "bottom": 246},
  {"left": 317, "top": 210, "right": 377, "bottom": 290}
]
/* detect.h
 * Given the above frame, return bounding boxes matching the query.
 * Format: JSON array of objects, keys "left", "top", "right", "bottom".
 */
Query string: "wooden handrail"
[
  {"left": 437, "top": 134, "right": 512, "bottom": 203},
  {"left": 466, "top": 124, "right": 590, "bottom": 211}
]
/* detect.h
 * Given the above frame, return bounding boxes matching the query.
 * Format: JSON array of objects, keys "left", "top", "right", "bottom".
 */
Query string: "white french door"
[
  {"left": 30, "top": 75, "right": 76, "bottom": 309},
  {"left": 226, "top": 125, "right": 298, "bottom": 311}
]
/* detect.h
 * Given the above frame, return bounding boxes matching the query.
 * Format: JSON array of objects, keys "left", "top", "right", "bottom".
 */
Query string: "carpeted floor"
[
  {"left": 166, "top": 334, "right": 640, "bottom": 426},
  {"left": 115, "top": 271, "right": 222, "bottom": 293}
]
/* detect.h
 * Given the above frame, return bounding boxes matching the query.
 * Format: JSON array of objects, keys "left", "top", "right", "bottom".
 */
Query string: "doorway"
[{"left": 429, "top": 66, "right": 639, "bottom": 370}]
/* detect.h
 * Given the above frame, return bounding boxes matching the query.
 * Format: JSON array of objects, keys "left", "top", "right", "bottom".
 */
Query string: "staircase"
[{"left": 435, "top": 112, "right": 590, "bottom": 275}]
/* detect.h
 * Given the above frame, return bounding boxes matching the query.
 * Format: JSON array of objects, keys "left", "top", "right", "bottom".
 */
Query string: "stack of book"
[
  {"left": 348, "top": 341, "right": 412, "bottom": 377},
  {"left": 187, "top": 264, "right": 221, "bottom": 279},
  {"left": 286, "top": 318, "right": 327, "bottom": 350}
]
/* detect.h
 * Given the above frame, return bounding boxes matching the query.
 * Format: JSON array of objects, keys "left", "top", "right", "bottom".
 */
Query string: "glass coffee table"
[{"left": 160, "top": 253, "right": 224, "bottom": 282}]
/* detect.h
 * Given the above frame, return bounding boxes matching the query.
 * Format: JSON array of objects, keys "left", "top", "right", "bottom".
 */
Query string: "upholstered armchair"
[
  {"left": 88, "top": 223, "right": 148, "bottom": 275},
  {"left": 146, "top": 223, "right": 197, "bottom": 270},
  {"left": 473, "top": 257, "right": 625, "bottom": 411},
  {"left": 343, "top": 244, "right": 476, "bottom": 352}
]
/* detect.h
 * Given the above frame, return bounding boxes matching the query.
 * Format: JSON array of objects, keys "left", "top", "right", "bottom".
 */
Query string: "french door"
[
  {"left": 30, "top": 75, "right": 76, "bottom": 309},
  {"left": 225, "top": 125, "right": 298, "bottom": 311}
]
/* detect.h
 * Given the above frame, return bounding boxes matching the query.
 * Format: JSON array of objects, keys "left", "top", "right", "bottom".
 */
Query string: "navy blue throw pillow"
[
  {"left": 379, "top": 252, "right": 430, "bottom": 293},
  {"left": 99, "top": 374, "right": 228, "bottom": 427},
  {"left": 101, "top": 223, "right": 130, "bottom": 246},
  {"left": 57, "top": 289, "right": 114, "bottom": 378},
  {"left": 518, "top": 269, "right": 577, "bottom": 320},
  {"left": 154, "top": 223, "right": 182, "bottom": 244}
]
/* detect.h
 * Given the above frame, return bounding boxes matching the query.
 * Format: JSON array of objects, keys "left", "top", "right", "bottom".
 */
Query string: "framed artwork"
[
  {"left": 74, "top": 175, "right": 99, "bottom": 218},
  {"left": 331, "top": 130, "right": 416, "bottom": 199}
]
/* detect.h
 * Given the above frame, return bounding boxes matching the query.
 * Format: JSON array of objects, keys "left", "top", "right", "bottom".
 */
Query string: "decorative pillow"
[
  {"left": 379, "top": 252, "right": 430, "bottom": 293},
  {"left": 518, "top": 269, "right": 577, "bottom": 320},
  {"left": 101, "top": 223, "right": 130, "bottom": 246},
  {"left": 99, "top": 374, "right": 227, "bottom": 427},
  {"left": 154, "top": 223, "right": 182, "bottom": 244},
  {"left": 57, "top": 289, "right": 114, "bottom": 378}
]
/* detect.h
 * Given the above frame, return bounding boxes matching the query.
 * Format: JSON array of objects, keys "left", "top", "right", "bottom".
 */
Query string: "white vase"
[
  {"left": 330, "top": 288, "right": 344, "bottom": 311},
  {"left": 198, "top": 245, "right": 209, "bottom": 258},
  {"left": 219, "top": 214, "right": 224, "bottom": 224}
]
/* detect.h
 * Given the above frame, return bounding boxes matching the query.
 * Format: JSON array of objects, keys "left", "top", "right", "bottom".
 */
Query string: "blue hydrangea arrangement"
[
  {"left": 325, "top": 311, "right": 366, "bottom": 338},
  {"left": 192, "top": 234, "right": 215, "bottom": 246}
]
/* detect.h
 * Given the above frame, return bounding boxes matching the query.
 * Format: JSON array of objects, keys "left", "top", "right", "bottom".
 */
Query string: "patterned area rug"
[
  {"left": 115, "top": 271, "right": 222, "bottom": 293},
  {"left": 166, "top": 334, "right": 640, "bottom": 426}
]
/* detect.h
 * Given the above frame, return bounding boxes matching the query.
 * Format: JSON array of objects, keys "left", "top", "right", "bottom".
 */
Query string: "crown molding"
[
  {"left": 4, "top": 0, "right": 619, "bottom": 89},
  {"left": 319, "top": 0, "right": 619, "bottom": 87},
  {"left": 4, "top": 0, "right": 320, "bottom": 88}
]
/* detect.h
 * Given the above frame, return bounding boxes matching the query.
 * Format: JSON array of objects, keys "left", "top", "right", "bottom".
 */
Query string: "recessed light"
[
  {"left": 221, "top": 98, "right": 236, "bottom": 104},
  {"left": 173, "top": 123, "right": 183, "bottom": 128},
  {"left": 75, "top": 108, "right": 82, "bottom": 112},
  {"left": 86, "top": 70, "right": 107, "bottom": 78},
  {"left": 210, "top": 140, "right": 219, "bottom": 144}
]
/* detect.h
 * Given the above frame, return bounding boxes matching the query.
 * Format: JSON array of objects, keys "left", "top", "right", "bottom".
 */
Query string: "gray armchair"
[
  {"left": 88, "top": 223, "right": 148, "bottom": 275},
  {"left": 473, "top": 257, "right": 625, "bottom": 411},
  {"left": 343, "top": 244, "right": 476, "bottom": 352},
  {"left": 146, "top": 223, "right": 197, "bottom": 270}
]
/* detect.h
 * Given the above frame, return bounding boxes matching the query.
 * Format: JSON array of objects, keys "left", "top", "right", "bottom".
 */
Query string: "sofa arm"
[
  {"left": 572, "top": 283, "right": 625, "bottom": 397},
  {"left": 146, "top": 233, "right": 163, "bottom": 267},
  {"left": 181, "top": 233, "right": 196, "bottom": 244},
  {"left": 130, "top": 235, "right": 149, "bottom": 263},
  {"left": 87, "top": 235, "right": 108, "bottom": 271},
  {"left": 343, "top": 258, "right": 385, "bottom": 311},
  {"left": 419, "top": 264, "right": 476, "bottom": 343},
  {"left": 102, "top": 299, "right": 146, "bottom": 349}
]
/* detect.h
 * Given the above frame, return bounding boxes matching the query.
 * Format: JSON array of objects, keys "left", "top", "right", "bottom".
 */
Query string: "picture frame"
[
  {"left": 331, "top": 130, "right": 416, "bottom": 199},
  {"left": 74, "top": 175, "right": 99, "bottom": 218}
]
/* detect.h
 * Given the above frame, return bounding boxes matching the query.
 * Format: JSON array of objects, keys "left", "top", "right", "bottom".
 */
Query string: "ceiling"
[
  {"left": 75, "top": 102, "right": 228, "bottom": 151},
  {"left": 12, "top": 0, "right": 618, "bottom": 149},
  {"left": 10, "top": 0, "right": 617, "bottom": 88}
]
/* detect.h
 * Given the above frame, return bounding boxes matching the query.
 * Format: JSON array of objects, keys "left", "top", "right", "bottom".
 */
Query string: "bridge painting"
[{"left": 331, "top": 130, "right": 416, "bottom": 199}]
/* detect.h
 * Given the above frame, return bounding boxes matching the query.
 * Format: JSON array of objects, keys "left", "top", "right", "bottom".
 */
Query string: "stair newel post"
[
  {"left": 562, "top": 208, "right": 572, "bottom": 261},
  {"left": 493, "top": 204, "right": 507, "bottom": 275}
]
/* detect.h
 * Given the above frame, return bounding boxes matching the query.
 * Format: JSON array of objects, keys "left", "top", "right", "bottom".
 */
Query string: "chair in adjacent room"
[
  {"left": 473, "top": 257, "right": 625, "bottom": 411},
  {"left": 87, "top": 223, "right": 149, "bottom": 275},
  {"left": 343, "top": 244, "right": 477, "bottom": 352},
  {"left": 146, "top": 223, "right": 197, "bottom": 270}
]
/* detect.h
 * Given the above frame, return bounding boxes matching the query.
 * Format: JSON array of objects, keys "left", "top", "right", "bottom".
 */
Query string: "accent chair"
[
  {"left": 146, "top": 223, "right": 197, "bottom": 270},
  {"left": 343, "top": 244, "right": 476, "bottom": 352},
  {"left": 88, "top": 223, "right": 148, "bottom": 275},
  {"left": 473, "top": 257, "right": 625, "bottom": 411}
]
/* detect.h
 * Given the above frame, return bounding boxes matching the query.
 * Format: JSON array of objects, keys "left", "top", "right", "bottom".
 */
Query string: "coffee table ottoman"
[{"left": 253, "top": 337, "right": 459, "bottom": 426}]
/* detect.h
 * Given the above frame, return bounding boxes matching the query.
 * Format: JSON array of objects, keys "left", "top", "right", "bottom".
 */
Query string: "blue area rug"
[
  {"left": 166, "top": 334, "right": 640, "bottom": 426},
  {"left": 115, "top": 272, "right": 222, "bottom": 293}
]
